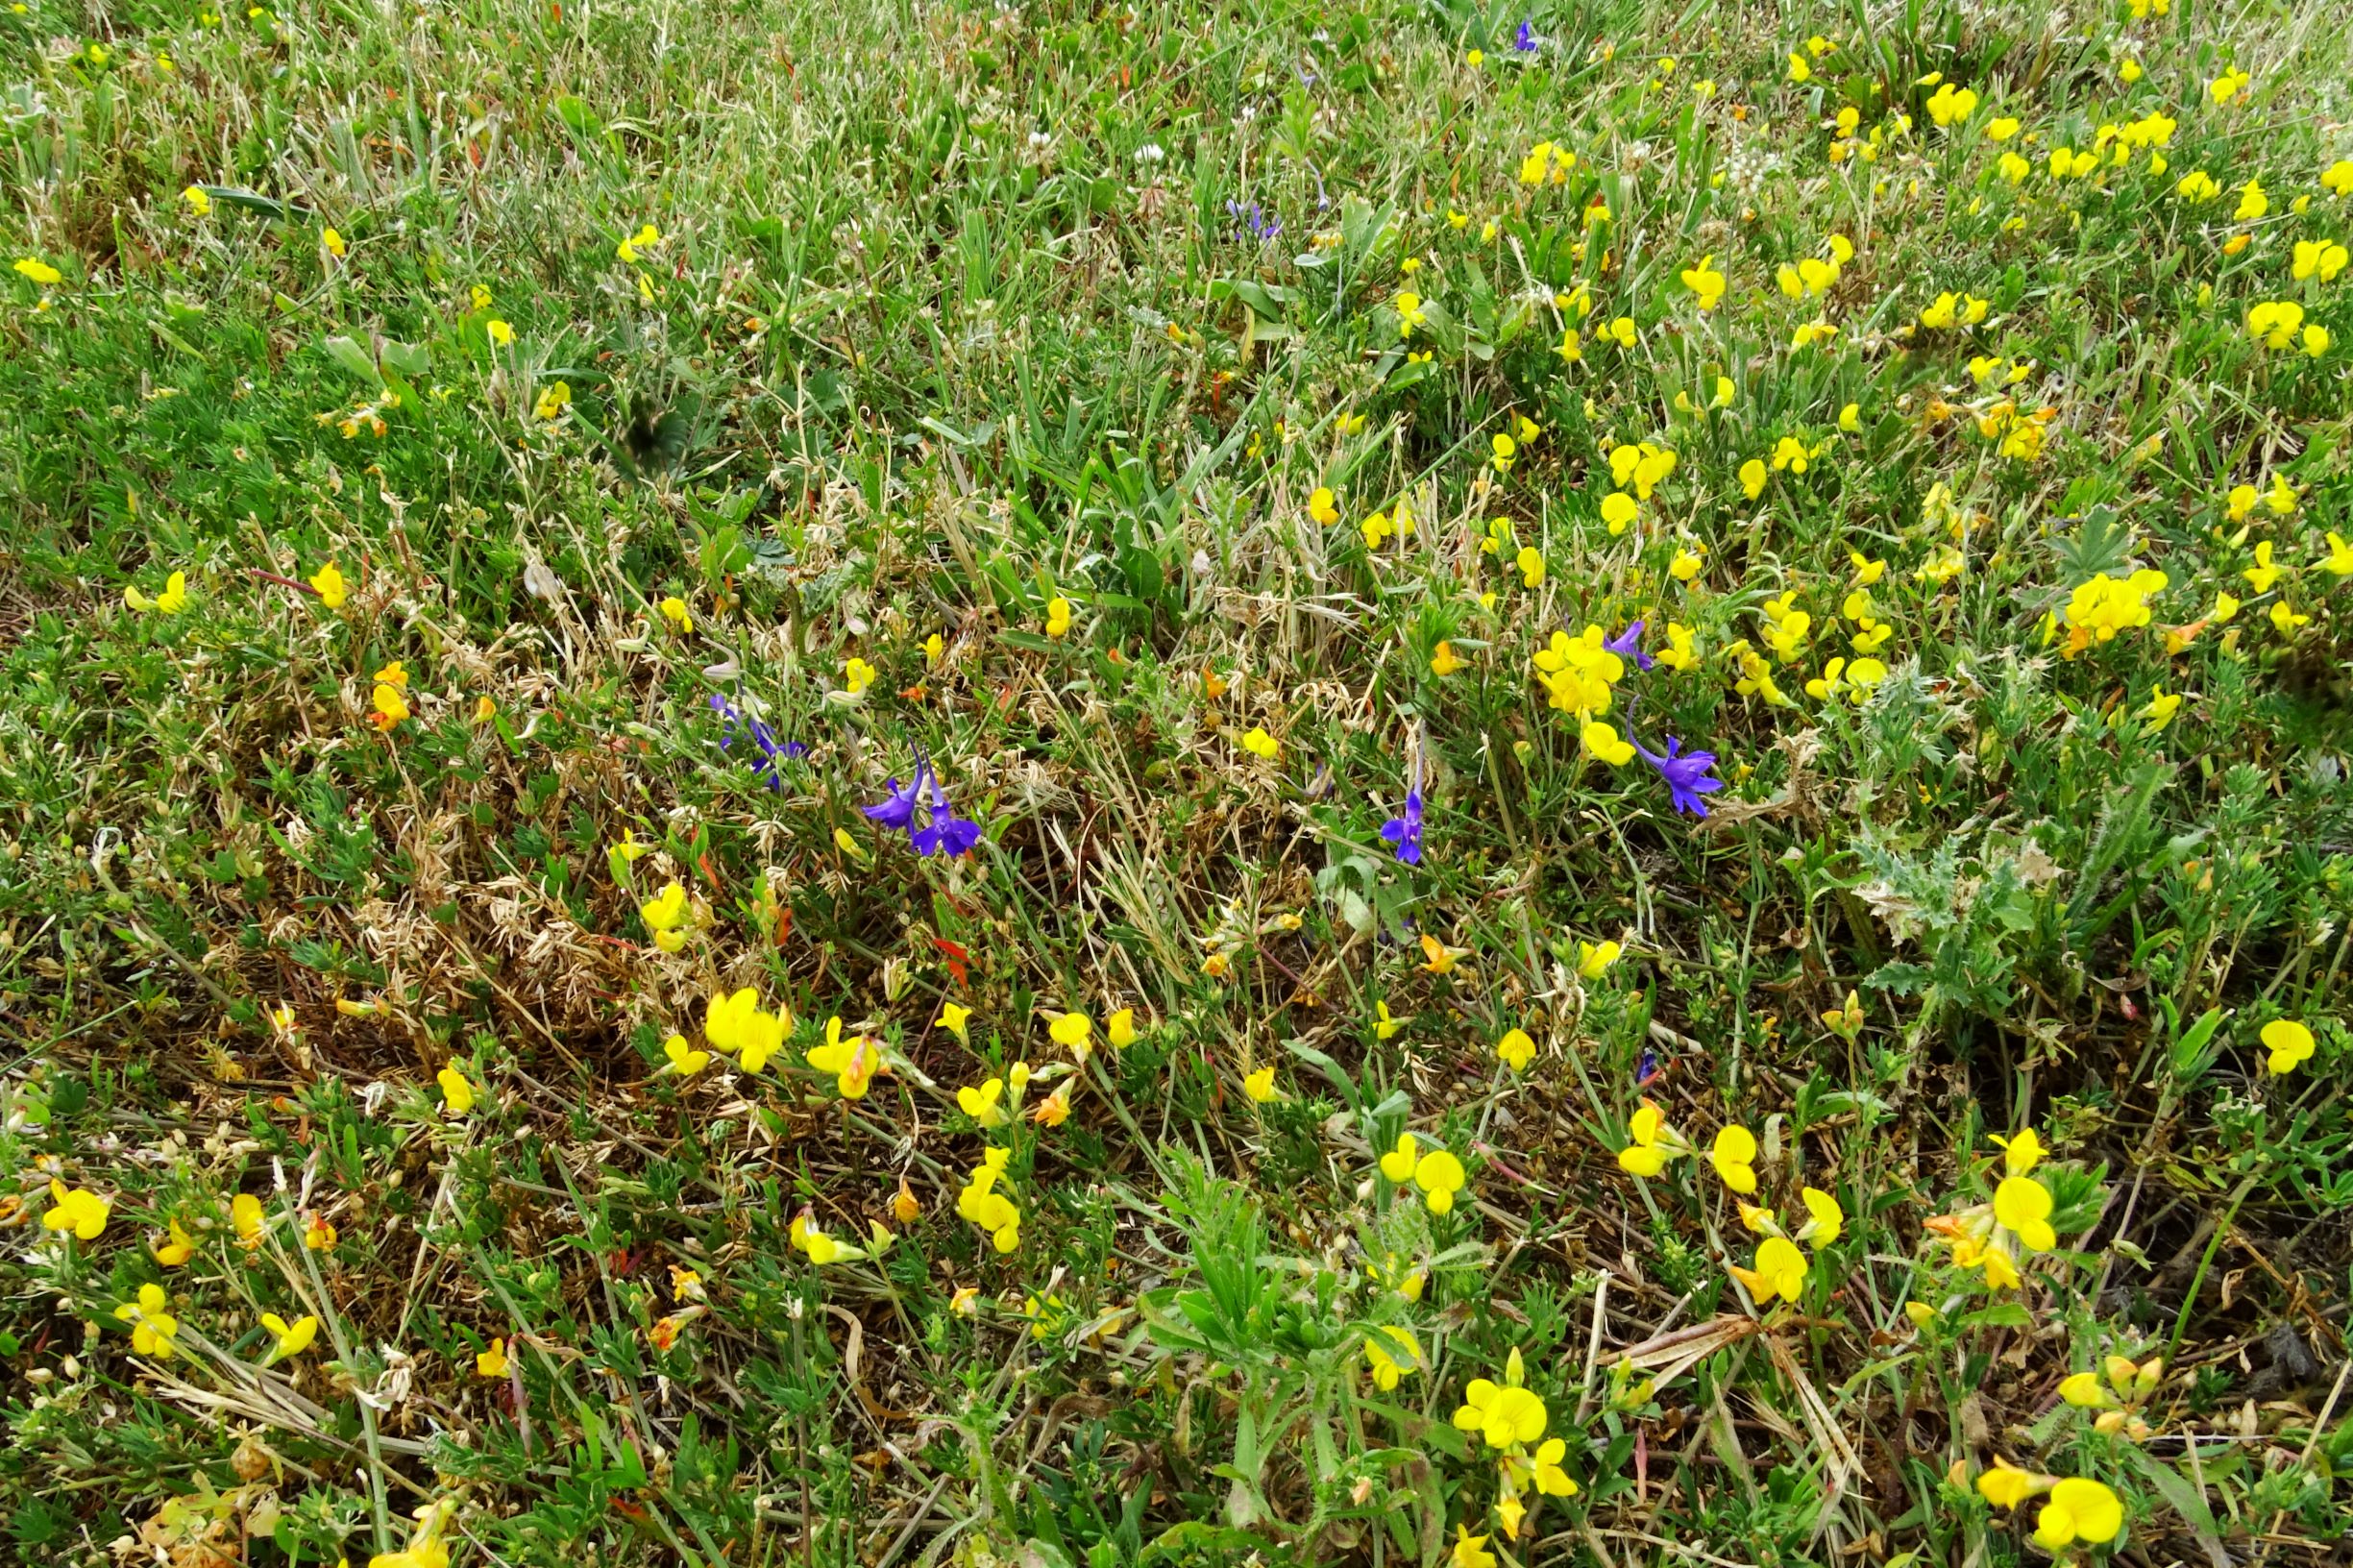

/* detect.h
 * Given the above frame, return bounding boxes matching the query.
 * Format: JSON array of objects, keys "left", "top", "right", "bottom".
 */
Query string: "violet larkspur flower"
[
  {"left": 1605, "top": 620, "right": 1655, "bottom": 673},
  {"left": 710, "top": 693, "right": 806, "bottom": 789},
  {"left": 1513, "top": 19, "right": 1538, "bottom": 51},
  {"left": 862, "top": 772, "right": 922, "bottom": 830},
  {"left": 1225, "top": 198, "right": 1281, "bottom": 244},
  {"left": 1631, "top": 733, "right": 1725, "bottom": 818},
  {"left": 1380, "top": 746, "right": 1426, "bottom": 864},
  {"left": 911, "top": 768, "right": 983, "bottom": 857}
]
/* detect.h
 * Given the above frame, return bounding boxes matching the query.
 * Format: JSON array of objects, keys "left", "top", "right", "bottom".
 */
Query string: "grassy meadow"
[{"left": 5, "top": 0, "right": 2353, "bottom": 1564}]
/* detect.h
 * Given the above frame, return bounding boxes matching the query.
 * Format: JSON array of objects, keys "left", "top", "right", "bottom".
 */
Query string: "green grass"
[{"left": 5, "top": 0, "right": 2353, "bottom": 1565}]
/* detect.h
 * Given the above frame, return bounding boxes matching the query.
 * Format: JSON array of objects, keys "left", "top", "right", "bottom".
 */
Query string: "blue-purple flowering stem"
[
  {"left": 710, "top": 693, "right": 806, "bottom": 790},
  {"left": 1513, "top": 19, "right": 1539, "bottom": 51},
  {"left": 865, "top": 753, "right": 983, "bottom": 857},
  {"left": 1379, "top": 737, "right": 1426, "bottom": 865},
  {"left": 1631, "top": 733, "right": 1724, "bottom": 818}
]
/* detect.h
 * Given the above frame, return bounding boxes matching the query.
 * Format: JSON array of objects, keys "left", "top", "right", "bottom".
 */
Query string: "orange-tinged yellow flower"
[
  {"left": 154, "top": 1219, "right": 195, "bottom": 1266},
  {"left": 1729, "top": 1236, "right": 1808, "bottom": 1304},
  {"left": 807, "top": 1016, "right": 878, "bottom": 1098}
]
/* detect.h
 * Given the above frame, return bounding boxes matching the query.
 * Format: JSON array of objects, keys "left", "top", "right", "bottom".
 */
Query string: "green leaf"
[{"left": 321, "top": 334, "right": 383, "bottom": 388}]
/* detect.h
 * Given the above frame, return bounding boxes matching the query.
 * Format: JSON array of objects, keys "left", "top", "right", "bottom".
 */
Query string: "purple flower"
[
  {"left": 1225, "top": 198, "right": 1281, "bottom": 244},
  {"left": 1379, "top": 746, "right": 1426, "bottom": 864},
  {"left": 1631, "top": 733, "right": 1724, "bottom": 818},
  {"left": 910, "top": 769, "right": 982, "bottom": 857},
  {"left": 1380, "top": 788, "right": 1425, "bottom": 865},
  {"left": 1605, "top": 620, "right": 1655, "bottom": 673},
  {"left": 1513, "top": 19, "right": 1538, "bottom": 51},
  {"left": 710, "top": 693, "right": 805, "bottom": 789},
  {"left": 862, "top": 773, "right": 922, "bottom": 830}
]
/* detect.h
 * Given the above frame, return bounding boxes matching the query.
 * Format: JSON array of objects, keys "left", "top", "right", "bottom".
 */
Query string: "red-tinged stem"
[{"left": 246, "top": 569, "right": 322, "bottom": 596}]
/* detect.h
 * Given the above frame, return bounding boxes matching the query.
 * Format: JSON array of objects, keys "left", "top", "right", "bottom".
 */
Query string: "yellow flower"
[
  {"left": 1616, "top": 1100, "right": 1686, "bottom": 1176},
  {"left": 1497, "top": 1028, "right": 1535, "bottom": 1071},
  {"left": 2235, "top": 179, "right": 2269, "bottom": 222},
  {"left": 1032, "top": 1082, "right": 1073, "bottom": 1126},
  {"left": 1431, "top": 641, "right": 1466, "bottom": 676},
  {"left": 1413, "top": 1148, "right": 1467, "bottom": 1213},
  {"left": 1515, "top": 545, "right": 1545, "bottom": 587},
  {"left": 1709, "top": 1126, "right": 1758, "bottom": 1193},
  {"left": 1976, "top": 1456, "right": 2044, "bottom": 1510},
  {"left": 2292, "top": 239, "right": 2350, "bottom": 282},
  {"left": 13, "top": 257, "right": 61, "bottom": 284},
  {"left": 1451, "top": 1526, "right": 1497, "bottom": 1568},
  {"left": 155, "top": 1219, "right": 195, "bottom": 1266},
  {"left": 436, "top": 1063, "right": 476, "bottom": 1114},
  {"left": 1786, "top": 53, "right": 1810, "bottom": 83},
  {"left": 321, "top": 227, "right": 345, "bottom": 257},
  {"left": 2208, "top": 67, "right": 2250, "bottom": 104},
  {"left": 937, "top": 1001, "right": 971, "bottom": 1041},
  {"left": 1669, "top": 546, "right": 1704, "bottom": 581},
  {"left": 1106, "top": 1007, "right": 1139, "bottom": 1049},
  {"left": 1308, "top": 486, "right": 1339, "bottom": 527},
  {"left": 1678, "top": 256, "right": 1727, "bottom": 309},
  {"left": 2263, "top": 1018, "right": 2316, "bottom": 1073},
  {"left": 843, "top": 656, "right": 875, "bottom": 694},
  {"left": 2059, "top": 1371, "right": 2112, "bottom": 1409},
  {"left": 233, "top": 1192, "right": 264, "bottom": 1245},
  {"left": 658, "top": 595, "right": 692, "bottom": 633},
  {"left": 1795, "top": 1187, "right": 1844, "bottom": 1245},
  {"left": 1989, "top": 1127, "right": 2044, "bottom": 1175},
  {"left": 2034, "top": 1478, "right": 2125, "bottom": 1548},
  {"left": 1242, "top": 1066, "right": 1279, "bottom": 1103},
  {"left": 477, "top": 1336, "right": 510, "bottom": 1377},
  {"left": 1049, "top": 1011, "right": 1092, "bottom": 1052},
  {"left": 2270, "top": 599, "right": 2309, "bottom": 634},
  {"left": 1363, "top": 1325, "right": 1420, "bottom": 1389},
  {"left": 957, "top": 1079, "right": 1006, "bottom": 1126},
  {"left": 41, "top": 1180, "right": 110, "bottom": 1241},
  {"left": 1925, "top": 82, "right": 1976, "bottom": 126},
  {"left": 1045, "top": 595, "right": 1073, "bottom": 638},
  {"left": 2323, "top": 534, "right": 2353, "bottom": 576},
  {"left": 1582, "top": 722, "right": 1633, "bottom": 767},
  {"left": 260, "top": 1311, "right": 319, "bottom": 1363},
  {"left": 1993, "top": 1174, "right": 2057, "bottom": 1251},
  {"left": 1419, "top": 932, "right": 1467, "bottom": 974},
  {"left": 1454, "top": 1365, "right": 1547, "bottom": 1449},
  {"left": 114, "top": 1283, "right": 180, "bottom": 1358},
  {"left": 1600, "top": 491, "right": 1640, "bottom": 533},
  {"left": 664, "top": 1033, "right": 711, "bottom": 1075},
  {"left": 1394, "top": 289, "right": 1426, "bottom": 337},
  {"left": 183, "top": 184, "right": 211, "bottom": 215},
  {"left": 1987, "top": 117, "right": 2021, "bottom": 141},
  {"left": 1729, "top": 1236, "right": 1808, "bottom": 1304},
  {"left": 486, "top": 318, "right": 514, "bottom": 347},
  {"left": 1240, "top": 726, "right": 1280, "bottom": 759},
  {"left": 308, "top": 561, "right": 348, "bottom": 608},
  {"left": 639, "top": 881, "right": 687, "bottom": 948},
  {"left": 1578, "top": 939, "right": 1621, "bottom": 978},
  {"left": 1739, "top": 458, "right": 1767, "bottom": 500},
  {"left": 1374, "top": 1002, "right": 1406, "bottom": 1040},
  {"left": 807, "top": 1016, "right": 879, "bottom": 1099}
]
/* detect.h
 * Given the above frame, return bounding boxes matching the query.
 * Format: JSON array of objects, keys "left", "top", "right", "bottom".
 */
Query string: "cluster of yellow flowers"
[
  {"left": 1378, "top": 1131, "right": 1468, "bottom": 1213},
  {"left": 1453, "top": 1348, "right": 1576, "bottom": 1538},
  {"left": 1615, "top": 1102, "right": 1844, "bottom": 1306},
  {"left": 955, "top": 1146, "right": 1022, "bottom": 1252},
  {"left": 1924, "top": 1130, "right": 2058, "bottom": 1290}
]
